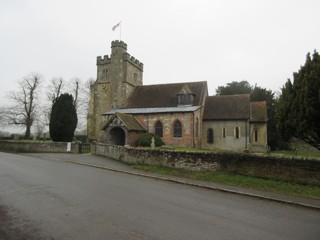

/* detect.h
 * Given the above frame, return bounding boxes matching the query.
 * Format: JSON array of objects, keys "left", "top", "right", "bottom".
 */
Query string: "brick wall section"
[
  {"left": 0, "top": 141, "right": 79, "bottom": 153},
  {"left": 93, "top": 143, "right": 320, "bottom": 186},
  {"left": 133, "top": 111, "right": 198, "bottom": 148}
]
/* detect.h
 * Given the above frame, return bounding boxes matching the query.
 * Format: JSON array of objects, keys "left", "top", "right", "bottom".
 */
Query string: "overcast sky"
[{"left": 1, "top": 0, "right": 320, "bottom": 106}]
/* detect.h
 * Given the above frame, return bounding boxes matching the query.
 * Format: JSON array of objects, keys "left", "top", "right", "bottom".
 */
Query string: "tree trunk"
[{"left": 25, "top": 125, "right": 31, "bottom": 139}]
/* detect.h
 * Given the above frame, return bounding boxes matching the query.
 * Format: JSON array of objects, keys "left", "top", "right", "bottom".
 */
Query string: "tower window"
[
  {"left": 155, "top": 121, "right": 163, "bottom": 137},
  {"left": 133, "top": 73, "right": 137, "bottom": 83},
  {"left": 207, "top": 128, "right": 214, "bottom": 143},
  {"left": 222, "top": 127, "right": 226, "bottom": 138},
  {"left": 103, "top": 69, "right": 108, "bottom": 79},
  {"left": 173, "top": 120, "right": 182, "bottom": 138}
]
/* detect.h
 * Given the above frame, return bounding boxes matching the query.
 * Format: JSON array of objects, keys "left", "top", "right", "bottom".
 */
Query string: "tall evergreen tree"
[
  {"left": 276, "top": 79, "right": 295, "bottom": 140},
  {"left": 276, "top": 51, "right": 320, "bottom": 150},
  {"left": 49, "top": 93, "right": 78, "bottom": 142}
]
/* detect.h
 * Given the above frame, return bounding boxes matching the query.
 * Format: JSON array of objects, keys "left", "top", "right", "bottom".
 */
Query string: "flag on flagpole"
[{"left": 112, "top": 22, "right": 121, "bottom": 31}]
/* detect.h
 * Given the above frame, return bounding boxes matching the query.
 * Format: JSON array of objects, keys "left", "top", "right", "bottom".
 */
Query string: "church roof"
[
  {"left": 123, "top": 81, "right": 207, "bottom": 108},
  {"left": 103, "top": 112, "right": 146, "bottom": 131},
  {"left": 203, "top": 94, "right": 250, "bottom": 120},
  {"left": 250, "top": 101, "right": 268, "bottom": 122},
  {"left": 103, "top": 106, "right": 201, "bottom": 115}
]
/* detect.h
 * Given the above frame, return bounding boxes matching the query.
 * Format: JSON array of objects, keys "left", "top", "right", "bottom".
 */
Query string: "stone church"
[{"left": 87, "top": 41, "right": 268, "bottom": 152}]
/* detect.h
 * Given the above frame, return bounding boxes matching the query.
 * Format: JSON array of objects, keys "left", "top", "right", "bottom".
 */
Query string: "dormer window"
[
  {"left": 177, "top": 85, "right": 195, "bottom": 106},
  {"left": 178, "top": 93, "right": 194, "bottom": 106}
]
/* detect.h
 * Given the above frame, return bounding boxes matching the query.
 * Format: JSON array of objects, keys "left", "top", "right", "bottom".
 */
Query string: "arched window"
[
  {"left": 254, "top": 129, "right": 258, "bottom": 142},
  {"left": 235, "top": 127, "right": 240, "bottom": 139},
  {"left": 195, "top": 118, "right": 199, "bottom": 137},
  {"left": 155, "top": 121, "right": 163, "bottom": 137},
  {"left": 173, "top": 120, "right": 182, "bottom": 138},
  {"left": 207, "top": 128, "right": 214, "bottom": 143}
]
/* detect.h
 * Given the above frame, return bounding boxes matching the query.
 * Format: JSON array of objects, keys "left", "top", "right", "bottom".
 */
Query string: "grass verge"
[
  {"left": 132, "top": 164, "right": 320, "bottom": 200},
  {"left": 269, "top": 151, "right": 320, "bottom": 159}
]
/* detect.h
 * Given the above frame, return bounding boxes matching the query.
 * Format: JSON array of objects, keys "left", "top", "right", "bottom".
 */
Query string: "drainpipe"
[
  {"left": 192, "top": 112, "right": 195, "bottom": 148},
  {"left": 245, "top": 120, "right": 248, "bottom": 150}
]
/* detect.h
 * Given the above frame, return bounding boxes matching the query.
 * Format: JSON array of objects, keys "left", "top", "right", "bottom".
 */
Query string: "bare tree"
[
  {"left": 0, "top": 106, "right": 6, "bottom": 125},
  {"left": 72, "top": 78, "right": 80, "bottom": 111},
  {"left": 84, "top": 78, "right": 95, "bottom": 115},
  {"left": 6, "top": 73, "right": 42, "bottom": 138},
  {"left": 47, "top": 77, "right": 64, "bottom": 103},
  {"left": 43, "top": 77, "right": 66, "bottom": 128},
  {"left": 34, "top": 118, "right": 46, "bottom": 139},
  {"left": 69, "top": 77, "right": 84, "bottom": 131},
  {"left": 66, "top": 77, "right": 95, "bottom": 133}
]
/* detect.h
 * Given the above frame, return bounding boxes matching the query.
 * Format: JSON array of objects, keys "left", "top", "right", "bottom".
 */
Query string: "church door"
[{"left": 110, "top": 127, "right": 126, "bottom": 146}]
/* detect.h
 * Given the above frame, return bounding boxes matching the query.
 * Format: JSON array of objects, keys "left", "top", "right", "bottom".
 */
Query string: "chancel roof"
[
  {"left": 250, "top": 101, "right": 268, "bottom": 122},
  {"left": 123, "top": 81, "right": 207, "bottom": 108},
  {"left": 203, "top": 94, "right": 251, "bottom": 120}
]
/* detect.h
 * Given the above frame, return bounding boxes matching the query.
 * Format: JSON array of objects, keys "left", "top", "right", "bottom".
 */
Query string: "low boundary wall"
[
  {"left": 93, "top": 143, "right": 320, "bottom": 186},
  {"left": 1, "top": 141, "right": 319, "bottom": 186},
  {"left": 0, "top": 140, "right": 79, "bottom": 153}
]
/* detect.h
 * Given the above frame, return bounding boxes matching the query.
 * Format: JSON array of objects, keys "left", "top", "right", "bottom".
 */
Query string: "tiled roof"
[
  {"left": 103, "top": 106, "right": 201, "bottom": 115},
  {"left": 124, "top": 81, "right": 207, "bottom": 108},
  {"left": 103, "top": 113, "right": 146, "bottom": 131},
  {"left": 203, "top": 94, "right": 250, "bottom": 120},
  {"left": 250, "top": 101, "right": 268, "bottom": 122}
]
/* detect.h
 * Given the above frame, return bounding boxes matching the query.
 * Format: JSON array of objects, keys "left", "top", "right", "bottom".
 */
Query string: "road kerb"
[{"left": 64, "top": 160, "right": 320, "bottom": 211}]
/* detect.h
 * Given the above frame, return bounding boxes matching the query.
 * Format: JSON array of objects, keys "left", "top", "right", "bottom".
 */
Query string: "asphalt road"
[{"left": 0, "top": 152, "right": 319, "bottom": 240}]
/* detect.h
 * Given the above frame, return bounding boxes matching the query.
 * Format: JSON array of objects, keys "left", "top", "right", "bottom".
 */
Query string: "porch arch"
[{"left": 109, "top": 127, "right": 126, "bottom": 146}]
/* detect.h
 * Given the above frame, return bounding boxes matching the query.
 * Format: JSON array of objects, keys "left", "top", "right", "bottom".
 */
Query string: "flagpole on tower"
[{"left": 112, "top": 21, "right": 122, "bottom": 40}]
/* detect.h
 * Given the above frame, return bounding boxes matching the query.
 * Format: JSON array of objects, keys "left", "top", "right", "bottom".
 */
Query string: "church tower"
[{"left": 87, "top": 41, "right": 143, "bottom": 141}]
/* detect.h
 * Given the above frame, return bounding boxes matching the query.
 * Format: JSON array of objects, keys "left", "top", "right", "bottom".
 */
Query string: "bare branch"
[
  {"left": 70, "top": 77, "right": 80, "bottom": 111},
  {"left": 47, "top": 77, "right": 64, "bottom": 103},
  {"left": 5, "top": 73, "right": 42, "bottom": 138}
]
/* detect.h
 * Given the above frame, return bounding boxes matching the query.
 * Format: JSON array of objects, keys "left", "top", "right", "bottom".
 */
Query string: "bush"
[
  {"left": 136, "top": 133, "right": 164, "bottom": 147},
  {"left": 74, "top": 135, "right": 88, "bottom": 143}
]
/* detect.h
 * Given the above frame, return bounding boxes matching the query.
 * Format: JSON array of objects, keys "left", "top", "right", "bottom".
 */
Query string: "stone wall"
[
  {"left": 249, "top": 122, "right": 268, "bottom": 152},
  {"left": 0, "top": 141, "right": 79, "bottom": 153},
  {"left": 202, "top": 120, "right": 249, "bottom": 152},
  {"left": 93, "top": 143, "right": 320, "bottom": 186}
]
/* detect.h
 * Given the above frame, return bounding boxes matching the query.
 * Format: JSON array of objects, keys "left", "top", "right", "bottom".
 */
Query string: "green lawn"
[
  {"left": 269, "top": 151, "right": 320, "bottom": 159},
  {"left": 132, "top": 164, "right": 320, "bottom": 200}
]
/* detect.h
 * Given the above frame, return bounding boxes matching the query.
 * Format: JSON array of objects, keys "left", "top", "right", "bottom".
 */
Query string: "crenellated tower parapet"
[
  {"left": 111, "top": 40, "right": 127, "bottom": 50},
  {"left": 124, "top": 53, "right": 144, "bottom": 71},
  {"left": 97, "top": 55, "right": 111, "bottom": 65}
]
